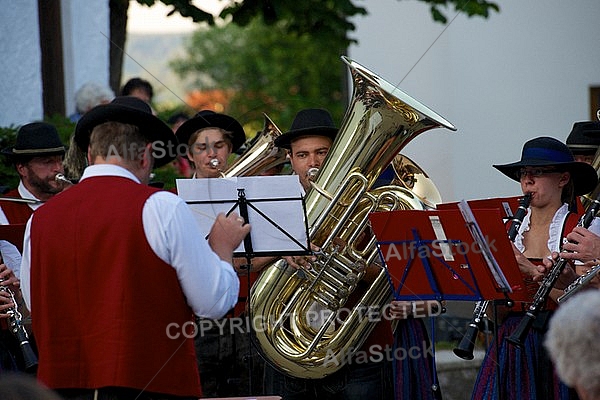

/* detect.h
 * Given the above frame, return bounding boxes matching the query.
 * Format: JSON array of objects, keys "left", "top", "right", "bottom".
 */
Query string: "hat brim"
[
  {"left": 0, "top": 147, "right": 65, "bottom": 157},
  {"left": 493, "top": 160, "right": 598, "bottom": 196},
  {"left": 75, "top": 103, "right": 176, "bottom": 168},
  {"left": 274, "top": 127, "right": 338, "bottom": 149},
  {"left": 175, "top": 114, "right": 246, "bottom": 152}
]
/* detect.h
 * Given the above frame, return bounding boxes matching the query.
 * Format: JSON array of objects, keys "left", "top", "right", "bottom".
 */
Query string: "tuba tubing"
[
  {"left": 223, "top": 114, "right": 287, "bottom": 177},
  {"left": 249, "top": 56, "right": 456, "bottom": 379}
]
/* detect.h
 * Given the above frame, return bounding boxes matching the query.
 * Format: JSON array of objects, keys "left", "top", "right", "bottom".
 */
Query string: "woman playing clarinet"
[{"left": 471, "top": 136, "right": 600, "bottom": 400}]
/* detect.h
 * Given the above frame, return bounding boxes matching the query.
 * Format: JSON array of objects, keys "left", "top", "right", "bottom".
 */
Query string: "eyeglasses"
[{"left": 517, "top": 167, "right": 560, "bottom": 179}]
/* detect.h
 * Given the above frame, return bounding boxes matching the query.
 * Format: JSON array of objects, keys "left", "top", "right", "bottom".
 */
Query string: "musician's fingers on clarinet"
[{"left": 0, "top": 268, "right": 17, "bottom": 286}]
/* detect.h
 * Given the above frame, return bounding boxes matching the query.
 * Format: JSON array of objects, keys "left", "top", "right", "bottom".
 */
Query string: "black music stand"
[
  {"left": 177, "top": 175, "right": 311, "bottom": 259},
  {"left": 176, "top": 175, "right": 311, "bottom": 395}
]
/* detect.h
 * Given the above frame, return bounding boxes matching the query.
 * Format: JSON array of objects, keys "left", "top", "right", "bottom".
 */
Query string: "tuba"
[
  {"left": 249, "top": 56, "right": 456, "bottom": 378},
  {"left": 390, "top": 154, "right": 442, "bottom": 209},
  {"left": 223, "top": 114, "right": 287, "bottom": 177}
]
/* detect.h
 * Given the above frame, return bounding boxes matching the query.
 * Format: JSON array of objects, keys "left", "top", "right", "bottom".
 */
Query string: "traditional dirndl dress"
[
  {"left": 471, "top": 204, "right": 581, "bottom": 400},
  {"left": 393, "top": 318, "right": 440, "bottom": 400}
]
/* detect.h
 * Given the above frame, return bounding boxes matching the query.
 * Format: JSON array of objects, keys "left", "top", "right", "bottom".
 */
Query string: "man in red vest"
[
  {"left": 0, "top": 122, "right": 67, "bottom": 223},
  {"left": 0, "top": 122, "right": 67, "bottom": 373},
  {"left": 20, "top": 96, "right": 251, "bottom": 399}
]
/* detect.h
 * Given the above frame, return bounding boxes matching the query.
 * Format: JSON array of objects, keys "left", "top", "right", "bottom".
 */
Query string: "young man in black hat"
[
  {"left": 175, "top": 110, "right": 267, "bottom": 398},
  {"left": 175, "top": 110, "right": 246, "bottom": 179},
  {"left": 565, "top": 121, "right": 600, "bottom": 164},
  {"left": 263, "top": 108, "right": 395, "bottom": 400},
  {"left": 19, "top": 96, "right": 250, "bottom": 399}
]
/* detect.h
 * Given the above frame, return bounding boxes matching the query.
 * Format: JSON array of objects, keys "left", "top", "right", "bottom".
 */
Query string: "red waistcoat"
[
  {"left": 0, "top": 188, "right": 34, "bottom": 224},
  {"left": 30, "top": 176, "right": 201, "bottom": 397}
]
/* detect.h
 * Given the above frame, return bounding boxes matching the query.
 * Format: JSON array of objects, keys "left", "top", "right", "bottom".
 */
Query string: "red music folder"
[
  {"left": 369, "top": 206, "right": 529, "bottom": 303},
  {"left": 436, "top": 195, "right": 521, "bottom": 220}
]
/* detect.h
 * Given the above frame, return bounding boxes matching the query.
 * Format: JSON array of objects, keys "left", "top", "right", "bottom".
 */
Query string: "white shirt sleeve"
[
  {"left": 143, "top": 191, "right": 240, "bottom": 319},
  {"left": 0, "top": 240, "right": 22, "bottom": 278},
  {"left": 20, "top": 218, "right": 33, "bottom": 309}
]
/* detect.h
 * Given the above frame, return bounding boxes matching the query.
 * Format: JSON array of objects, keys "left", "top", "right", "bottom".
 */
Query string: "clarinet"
[
  {"left": 557, "top": 263, "right": 600, "bottom": 303},
  {"left": 453, "top": 193, "right": 531, "bottom": 360},
  {"left": 506, "top": 195, "right": 600, "bottom": 348},
  {"left": 0, "top": 277, "right": 38, "bottom": 372}
]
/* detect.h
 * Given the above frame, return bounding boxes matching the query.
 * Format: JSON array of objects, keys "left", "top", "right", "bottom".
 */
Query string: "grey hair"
[
  {"left": 544, "top": 290, "right": 600, "bottom": 398},
  {"left": 74, "top": 82, "right": 115, "bottom": 114}
]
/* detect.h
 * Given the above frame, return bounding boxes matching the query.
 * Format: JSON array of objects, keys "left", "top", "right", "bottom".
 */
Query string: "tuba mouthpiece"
[{"left": 306, "top": 168, "right": 319, "bottom": 181}]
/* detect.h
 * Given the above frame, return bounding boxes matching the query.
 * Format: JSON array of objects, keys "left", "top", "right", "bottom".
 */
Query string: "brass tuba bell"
[{"left": 249, "top": 56, "right": 456, "bottom": 379}]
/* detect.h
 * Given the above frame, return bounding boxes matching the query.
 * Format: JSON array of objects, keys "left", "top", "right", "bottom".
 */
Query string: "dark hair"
[
  {"left": 121, "top": 78, "right": 153, "bottom": 100},
  {"left": 167, "top": 112, "right": 190, "bottom": 126}
]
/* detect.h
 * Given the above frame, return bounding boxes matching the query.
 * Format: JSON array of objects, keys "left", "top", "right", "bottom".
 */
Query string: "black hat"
[
  {"left": 274, "top": 109, "right": 338, "bottom": 149},
  {"left": 74, "top": 96, "right": 176, "bottom": 168},
  {"left": 175, "top": 110, "right": 246, "bottom": 152},
  {"left": 493, "top": 136, "right": 598, "bottom": 196},
  {"left": 566, "top": 121, "right": 600, "bottom": 155},
  {"left": 1, "top": 122, "right": 65, "bottom": 157}
]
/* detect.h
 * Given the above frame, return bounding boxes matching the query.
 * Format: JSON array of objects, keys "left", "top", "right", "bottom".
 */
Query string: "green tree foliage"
[
  {"left": 141, "top": 0, "right": 500, "bottom": 44},
  {"left": 171, "top": 18, "right": 348, "bottom": 131}
]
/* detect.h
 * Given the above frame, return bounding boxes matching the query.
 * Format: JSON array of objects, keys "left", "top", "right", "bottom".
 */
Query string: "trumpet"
[
  {"left": 453, "top": 193, "right": 531, "bottom": 360},
  {"left": 0, "top": 276, "right": 38, "bottom": 372},
  {"left": 507, "top": 195, "right": 600, "bottom": 347},
  {"left": 557, "top": 263, "right": 600, "bottom": 303}
]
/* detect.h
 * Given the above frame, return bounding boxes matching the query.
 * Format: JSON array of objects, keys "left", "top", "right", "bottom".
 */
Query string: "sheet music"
[
  {"left": 457, "top": 200, "right": 512, "bottom": 291},
  {"left": 176, "top": 175, "right": 309, "bottom": 255}
]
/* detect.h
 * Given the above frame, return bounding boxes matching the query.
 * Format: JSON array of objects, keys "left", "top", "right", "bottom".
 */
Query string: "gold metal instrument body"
[
  {"left": 249, "top": 56, "right": 456, "bottom": 379},
  {"left": 391, "top": 154, "right": 442, "bottom": 209},
  {"left": 223, "top": 114, "right": 287, "bottom": 177}
]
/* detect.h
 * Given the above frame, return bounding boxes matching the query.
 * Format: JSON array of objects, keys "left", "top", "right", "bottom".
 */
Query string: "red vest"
[
  {"left": 30, "top": 176, "right": 201, "bottom": 397},
  {"left": 0, "top": 188, "right": 34, "bottom": 224}
]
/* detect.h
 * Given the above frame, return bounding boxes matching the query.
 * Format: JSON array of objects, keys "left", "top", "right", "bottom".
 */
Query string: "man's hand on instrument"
[
  {"left": 0, "top": 263, "right": 18, "bottom": 318},
  {"left": 284, "top": 243, "right": 320, "bottom": 270},
  {"left": 561, "top": 227, "right": 600, "bottom": 264}
]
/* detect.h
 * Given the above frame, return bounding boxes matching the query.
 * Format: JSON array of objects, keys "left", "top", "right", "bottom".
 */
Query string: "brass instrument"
[
  {"left": 223, "top": 114, "right": 287, "bottom": 177},
  {"left": 249, "top": 56, "right": 456, "bottom": 378},
  {"left": 391, "top": 154, "right": 442, "bottom": 209},
  {"left": 55, "top": 173, "right": 74, "bottom": 185}
]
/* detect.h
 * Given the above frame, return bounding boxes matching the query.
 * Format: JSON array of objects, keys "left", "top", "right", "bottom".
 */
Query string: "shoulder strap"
[{"left": 561, "top": 212, "right": 579, "bottom": 242}]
